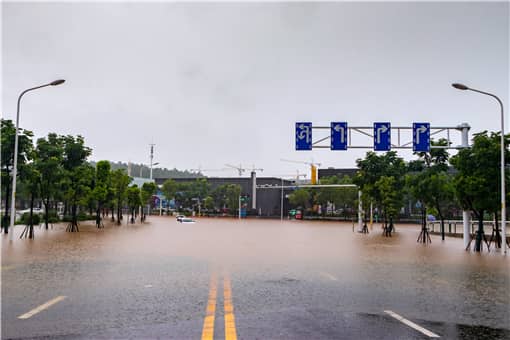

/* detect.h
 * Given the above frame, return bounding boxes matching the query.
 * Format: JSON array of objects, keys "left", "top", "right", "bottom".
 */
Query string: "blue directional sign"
[
  {"left": 373, "top": 122, "right": 391, "bottom": 151},
  {"left": 413, "top": 122, "right": 430, "bottom": 152},
  {"left": 331, "top": 122, "right": 348, "bottom": 150},
  {"left": 295, "top": 122, "right": 312, "bottom": 150}
]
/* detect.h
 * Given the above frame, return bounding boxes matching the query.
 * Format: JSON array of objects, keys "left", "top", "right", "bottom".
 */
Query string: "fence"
[{"left": 427, "top": 220, "right": 508, "bottom": 235}]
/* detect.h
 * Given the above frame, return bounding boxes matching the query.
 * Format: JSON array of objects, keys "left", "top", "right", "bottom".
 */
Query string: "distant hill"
[{"left": 89, "top": 161, "right": 204, "bottom": 179}]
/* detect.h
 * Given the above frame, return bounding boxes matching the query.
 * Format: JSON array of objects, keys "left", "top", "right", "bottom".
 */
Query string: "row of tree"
[
  {"left": 160, "top": 178, "right": 242, "bottom": 214},
  {"left": 1, "top": 119, "right": 157, "bottom": 238},
  {"left": 288, "top": 133, "right": 509, "bottom": 252}
]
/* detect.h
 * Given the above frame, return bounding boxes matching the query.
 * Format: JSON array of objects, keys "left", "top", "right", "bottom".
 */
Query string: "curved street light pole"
[
  {"left": 9, "top": 80, "right": 65, "bottom": 241},
  {"left": 452, "top": 83, "right": 506, "bottom": 254}
]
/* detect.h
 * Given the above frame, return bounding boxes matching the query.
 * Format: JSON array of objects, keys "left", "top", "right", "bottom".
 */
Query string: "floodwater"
[{"left": 2, "top": 217, "right": 509, "bottom": 339}]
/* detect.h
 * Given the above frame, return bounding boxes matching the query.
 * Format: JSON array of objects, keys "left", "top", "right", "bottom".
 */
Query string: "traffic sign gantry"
[
  {"left": 373, "top": 122, "right": 391, "bottom": 151},
  {"left": 413, "top": 123, "right": 430, "bottom": 152},
  {"left": 295, "top": 122, "right": 312, "bottom": 150},
  {"left": 331, "top": 122, "right": 348, "bottom": 150}
]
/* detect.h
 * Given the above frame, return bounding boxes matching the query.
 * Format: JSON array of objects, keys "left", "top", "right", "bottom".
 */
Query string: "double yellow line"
[{"left": 201, "top": 271, "right": 238, "bottom": 340}]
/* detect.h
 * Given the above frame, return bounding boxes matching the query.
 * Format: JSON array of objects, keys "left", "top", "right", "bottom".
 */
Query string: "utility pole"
[{"left": 149, "top": 144, "right": 155, "bottom": 180}]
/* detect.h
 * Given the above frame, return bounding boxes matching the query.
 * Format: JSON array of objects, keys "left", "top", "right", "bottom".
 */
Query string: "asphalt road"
[{"left": 2, "top": 217, "right": 509, "bottom": 339}]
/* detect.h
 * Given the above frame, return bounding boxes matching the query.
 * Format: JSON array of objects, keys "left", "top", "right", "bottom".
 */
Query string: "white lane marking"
[
  {"left": 319, "top": 272, "right": 338, "bottom": 281},
  {"left": 144, "top": 284, "right": 153, "bottom": 288},
  {"left": 384, "top": 310, "right": 440, "bottom": 338},
  {"left": 18, "top": 296, "right": 67, "bottom": 319}
]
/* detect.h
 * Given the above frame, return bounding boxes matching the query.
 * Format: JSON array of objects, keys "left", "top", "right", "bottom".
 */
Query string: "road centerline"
[
  {"left": 18, "top": 296, "right": 67, "bottom": 320},
  {"left": 384, "top": 310, "right": 440, "bottom": 338},
  {"left": 201, "top": 272, "right": 218, "bottom": 340},
  {"left": 223, "top": 273, "right": 238, "bottom": 340}
]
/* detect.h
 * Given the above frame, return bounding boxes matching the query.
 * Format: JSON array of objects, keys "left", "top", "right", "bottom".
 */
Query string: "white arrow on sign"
[
  {"left": 416, "top": 125, "right": 428, "bottom": 145},
  {"left": 297, "top": 124, "right": 311, "bottom": 143},
  {"left": 333, "top": 124, "right": 345, "bottom": 143},
  {"left": 376, "top": 125, "right": 388, "bottom": 144}
]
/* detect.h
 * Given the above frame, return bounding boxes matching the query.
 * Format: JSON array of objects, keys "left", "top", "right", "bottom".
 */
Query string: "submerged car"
[
  {"left": 176, "top": 215, "right": 185, "bottom": 222},
  {"left": 180, "top": 218, "right": 196, "bottom": 223}
]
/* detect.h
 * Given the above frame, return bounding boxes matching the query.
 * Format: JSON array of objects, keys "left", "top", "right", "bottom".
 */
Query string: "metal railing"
[{"left": 427, "top": 220, "right": 508, "bottom": 235}]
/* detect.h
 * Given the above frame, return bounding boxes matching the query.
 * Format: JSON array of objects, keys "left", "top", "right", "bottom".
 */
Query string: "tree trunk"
[
  {"left": 28, "top": 193, "right": 35, "bottom": 239},
  {"left": 96, "top": 205, "right": 101, "bottom": 228},
  {"left": 494, "top": 211, "right": 501, "bottom": 248},
  {"left": 67, "top": 203, "right": 79, "bottom": 232},
  {"left": 475, "top": 210, "right": 484, "bottom": 252},
  {"left": 436, "top": 201, "right": 445, "bottom": 241},
  {"left": 43, "top": 196, "right": 50, "bottom": 230},
  {"left": 116, "top": 204, "right": 121, "bottom": 225}
]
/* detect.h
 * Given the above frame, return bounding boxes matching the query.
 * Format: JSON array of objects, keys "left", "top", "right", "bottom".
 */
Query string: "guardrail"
[{"left": 427, "top": 220, "right": 508, "bottom": 235}]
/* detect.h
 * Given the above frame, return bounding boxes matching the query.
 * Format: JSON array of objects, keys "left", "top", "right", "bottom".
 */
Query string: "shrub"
[{"left": 21, "top": 212, "right": 40, "bottom": 226}]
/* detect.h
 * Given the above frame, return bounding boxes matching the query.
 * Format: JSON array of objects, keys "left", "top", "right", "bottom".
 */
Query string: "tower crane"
[
  {"left": 280, "top": 159, "right": 321, "bottom": 184},
  {"left": 224, "top": 164, "right": 264, "bottom": 176},
  {"left": 224, "top": 164, "right": 246, "bottom": 176}
]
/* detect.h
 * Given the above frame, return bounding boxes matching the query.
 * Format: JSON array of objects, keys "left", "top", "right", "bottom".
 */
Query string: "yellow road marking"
[
  {"left": 1, "top": 265, "right": 15, "bottom": 271},
  {"left": 201, "top": 272, "right": 218, "bottom": 340},
  {"left": 223, "top": 273, "right": 238, "bottom": 340},
  {"left": 18, "top": 296, "right": 67, "bottom": 319}
]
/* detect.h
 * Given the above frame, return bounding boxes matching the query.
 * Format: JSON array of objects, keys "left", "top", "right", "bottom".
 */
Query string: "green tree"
[
  {"left": 375, "top": 176, "right": 401, "bottom": 231},
  {"left": 450, "top": 131, "right": 510, "bottom": 251},
  {"left": 91, "top": 161, "right": 111, "bottom": 228},
  {"left": 288, "top": 189, "right": 311, "bottom": 211},
  {"left": 61, "top": 135, "right": 92, "bottom": 232},
  {"left": 224, "top": 184, "right": 241, "bottom": 213},
  {"left": 406, "top": 139, "right": 454, "bottom": 240},
  {"left": 18, "top": 161, "right": 40, "bottom": 239},
  {"left": 354, "top": 151, "right": 406, "bottom": 228},
  {"left": 1, "top": 119, "right": 34, "bottom": 233},
  {"left": 317, "top": 175, "right": 357, "bottom": 216},
  {"left": 203, "top": 196, "right": 215, "bottom": 211},
  {"left": 126, "top": 185, "right": 142, "bottom": 223},
  {"left": 162, "top": 179, "right": 178, "bottom": 204},
  {"left": 34, "top": 133, "right": 64, "bottom": 229},
  {"left": 211, "top": 184, "right": 242, "bottom": 214},
  {"left": 140, "top": 182, "right": 157, "bottom": 221},
  {"left": 188, "top": 178, "right": 210, "bottom": 214},
  {"left": 111, "top": 169, "right": 131, "bottom": 225}
]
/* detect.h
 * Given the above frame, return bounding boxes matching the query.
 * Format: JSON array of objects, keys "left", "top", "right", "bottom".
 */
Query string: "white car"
[
  {"left": 180, "top": 218, "right": 196, "bottom": 223},
  {"left": 176, "top": 215, "right": 185, "bottom": 222}
]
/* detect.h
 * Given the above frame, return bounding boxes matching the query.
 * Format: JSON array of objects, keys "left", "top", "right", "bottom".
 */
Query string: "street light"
[
  {"left": 150, "top": 162, "right": 160, "bottom": 180},
  {"left": 9, "top": 79, "right": 65, "bottom": 241},
  {"left": 452, "top": 82, "right": 506, "bottom": 254}
]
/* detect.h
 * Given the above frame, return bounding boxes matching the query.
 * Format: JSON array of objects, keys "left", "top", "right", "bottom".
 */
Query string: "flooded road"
[{"left": 2, "top": 217, "right": 509, "bottom": 339}]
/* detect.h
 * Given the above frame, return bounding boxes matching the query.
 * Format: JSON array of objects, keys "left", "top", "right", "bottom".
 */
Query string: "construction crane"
[
  {"left": 225, "top": 164, "right": 264, "bottom": 176},
  {"left": 224, "top": 164, "right": 245, "bottom": 176},
  {"left": 280, "top": 159, "right": 321, "bottom": 184}
]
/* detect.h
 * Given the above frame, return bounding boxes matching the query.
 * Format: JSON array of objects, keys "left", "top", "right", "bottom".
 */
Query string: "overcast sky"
[{"left": 2, "top": 1, "right": 509, "bottom": 178}]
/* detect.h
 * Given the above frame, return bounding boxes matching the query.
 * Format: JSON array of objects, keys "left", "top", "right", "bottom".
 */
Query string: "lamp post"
[
  {"left": 452, "top": 83, "right": 506, "bottom": 254},
  {"left": 150, "top": 162, "right": 159, "bottom": 180},
  {"left": 9, "top": 79, "right": 65, "bottom": 241}
]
